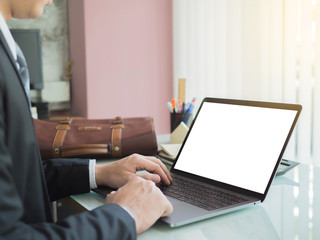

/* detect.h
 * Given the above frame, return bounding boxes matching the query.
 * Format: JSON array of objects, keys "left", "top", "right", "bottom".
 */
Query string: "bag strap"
[
  {"left": 111, "top": 116, "right": 124, "bottom": 157},
  {"left": 52, "top": 117, "right": 73, "bottom": 158},
  {"left": 58, "top": 144, "right": 109, "bottom": 158}
]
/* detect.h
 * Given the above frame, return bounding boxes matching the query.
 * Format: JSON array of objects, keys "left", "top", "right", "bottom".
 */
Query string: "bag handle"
[
  {"left": 58, "top": 144, "right": 109, "bottom": 158},
  {"left": 52, "top": 116, "right": 125, "bottom": 158}
]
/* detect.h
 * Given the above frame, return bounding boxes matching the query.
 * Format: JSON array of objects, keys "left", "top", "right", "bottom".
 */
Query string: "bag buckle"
[
  {"left": 59, "top": 117, "right": 73, "bottom": 125},
  {"left": 112, "top": 116, "right": 124, "bottom": 125}
]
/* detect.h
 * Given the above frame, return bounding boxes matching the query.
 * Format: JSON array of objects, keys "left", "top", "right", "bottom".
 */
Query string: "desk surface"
[
  {"left": 72, "top": 161, "right": 320, "bottom": 240},
  {"left": 72, "top": 136, "right": 319, "bottom": 239}
]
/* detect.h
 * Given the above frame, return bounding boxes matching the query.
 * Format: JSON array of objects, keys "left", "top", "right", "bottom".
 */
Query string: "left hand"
[
  {"left": 95, "top": 153, "right": 172, "bottom": 188},
  {"left": 105, "top": 177, "right": 173, "bottom": 234}
]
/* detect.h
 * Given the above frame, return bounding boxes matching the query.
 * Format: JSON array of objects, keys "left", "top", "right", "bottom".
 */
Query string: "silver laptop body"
[{"left": 160, "top": 97, "right": 301, "bottom": 227}]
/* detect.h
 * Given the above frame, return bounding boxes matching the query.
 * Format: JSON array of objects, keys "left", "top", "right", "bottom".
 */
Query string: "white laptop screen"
[{"left": 174, "top": 101, "right": 298, "bottom": 194}]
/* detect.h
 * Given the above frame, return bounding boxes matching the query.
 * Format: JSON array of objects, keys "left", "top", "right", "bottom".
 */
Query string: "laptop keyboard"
[{"left": 158, "top": 174, "right": 248, "bottom": 211}]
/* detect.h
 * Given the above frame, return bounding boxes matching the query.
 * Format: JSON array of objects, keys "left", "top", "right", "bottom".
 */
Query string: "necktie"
[{"left": 15, "top": 42, "right": 31, "bottom": 105}]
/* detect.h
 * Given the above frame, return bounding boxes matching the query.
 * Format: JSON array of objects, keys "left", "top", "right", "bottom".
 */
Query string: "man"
[{"left": 0, "top": 0, "right": 173, "bottom": 239}]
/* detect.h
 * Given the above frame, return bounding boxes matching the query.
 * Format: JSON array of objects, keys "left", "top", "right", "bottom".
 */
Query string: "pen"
[
  {"left": 186, "top": 98, "right": 196, "bottom": 113},
  {"left": 186, "top": 104, "right": 194, "bottom": 113},
  {"left": 167, "top": 101, "right": 173, "bottom": 113},
  {"left": 171, "top": 98, "right": 176, "bottom": 113},
  {"left": 178, "top": 100, "right": 183, "bottom": 113}
]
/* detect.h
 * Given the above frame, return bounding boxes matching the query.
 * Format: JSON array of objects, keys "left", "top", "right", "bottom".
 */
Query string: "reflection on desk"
[
  {"left": 139, "top": 207, "right": 278, "bottom": 240},
  {"left": 72, "top": 162, "right": 320, "bottom": 240}
]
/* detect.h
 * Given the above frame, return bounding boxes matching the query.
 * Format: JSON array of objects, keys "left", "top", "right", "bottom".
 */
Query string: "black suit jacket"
[{"left": 0, "top": 30, "right": 136, "bottom": 239}]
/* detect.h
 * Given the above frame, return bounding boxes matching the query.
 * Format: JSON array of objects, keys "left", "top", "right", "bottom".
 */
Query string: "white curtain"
[{"left": 173, "top": 0, "right": 320, "bottom": 166}]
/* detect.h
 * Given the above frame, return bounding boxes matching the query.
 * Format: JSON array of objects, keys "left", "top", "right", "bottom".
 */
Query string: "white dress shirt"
[
  {"left": 0, "top": 11, "right": 17, "bottom": 62},
  {"left": 0, "top": 10, "right": 97, "bottom": 189}
]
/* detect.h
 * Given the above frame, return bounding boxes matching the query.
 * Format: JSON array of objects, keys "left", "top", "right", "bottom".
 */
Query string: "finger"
[
  {"left": 136, "top": 156, "right": 171, "bottom": 185},
  {"left": 161, "top": 199, "right": 173, "bottom": 217},
  {"left": 106, "top": 191, "right": 116, "bottom": 198},
  {"left": 144, "top": 156, "right": 172, "bottom": 183},
  {"left": 105, "top": 191, "right": 115, "bottom": 203},
  {"left": 138, "top": 173, "right": 161, "bottom": 183}
]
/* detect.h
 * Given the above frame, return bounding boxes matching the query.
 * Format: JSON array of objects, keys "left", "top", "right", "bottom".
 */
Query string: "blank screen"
[{"left": 174, "top": 102, "right": 298, "bottom": 194}]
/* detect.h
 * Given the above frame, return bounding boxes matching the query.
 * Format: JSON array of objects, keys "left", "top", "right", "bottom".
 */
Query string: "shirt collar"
[{"left": 0, "top": 10, "right": 17, "bottom": 61}]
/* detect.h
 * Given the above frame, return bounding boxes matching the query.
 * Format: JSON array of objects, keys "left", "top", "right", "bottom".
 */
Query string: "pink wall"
[{"left": 68, "top": 0, "right": 173, "bottom": 134}]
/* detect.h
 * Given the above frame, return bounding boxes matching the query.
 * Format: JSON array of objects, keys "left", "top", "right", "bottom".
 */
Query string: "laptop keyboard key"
[{"left": 158, "top": 174, "right": 248, "bottom": 211}]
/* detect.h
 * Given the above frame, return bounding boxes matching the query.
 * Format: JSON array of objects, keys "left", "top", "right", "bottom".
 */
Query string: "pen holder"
[{"left": 170, "top": 112, "right": 193, "bottom": 132}]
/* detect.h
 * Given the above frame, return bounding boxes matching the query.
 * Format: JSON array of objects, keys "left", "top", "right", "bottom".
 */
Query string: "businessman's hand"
[
  {"left": 95, "top": 153, "right": 172, "bottom": 188},
  {"left": 105, "top": 177, "right": 173, "bottom": 234}
]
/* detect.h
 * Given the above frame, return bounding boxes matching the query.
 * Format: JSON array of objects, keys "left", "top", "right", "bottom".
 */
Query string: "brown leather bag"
[{"left": 33, "top": 116, "right": 158, "bottom": 160}]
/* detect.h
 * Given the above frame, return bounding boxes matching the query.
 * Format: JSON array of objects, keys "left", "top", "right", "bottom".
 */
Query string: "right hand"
[
  {"left": 105, "top": 177, "right": 173, "bottom": 234},
  {"left": 95, "top": 154, "right": 172, "bottom": 188}
]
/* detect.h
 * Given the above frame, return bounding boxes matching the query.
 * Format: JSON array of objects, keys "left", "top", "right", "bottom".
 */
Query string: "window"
[{"left": 173, "top": 0, "right": 320, "bottom": 166}]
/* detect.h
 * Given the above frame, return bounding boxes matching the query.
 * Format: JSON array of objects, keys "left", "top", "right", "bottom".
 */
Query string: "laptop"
[{"left": 95, "top": 97, "right": 302, "bottom": 227}]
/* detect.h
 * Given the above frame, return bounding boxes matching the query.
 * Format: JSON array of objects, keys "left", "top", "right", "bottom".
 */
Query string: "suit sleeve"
[
  {"left": 27, "top": 204, "right": 137, "bottom": 240},
  {"left": 0, "top": 148, "right": 137, "bottom": 240},
  {"left": 0, "top": 72, "right": 137, "bottom": 240},
  {"left": 43, "top": 158, "right": 91, "bottom": 202}
]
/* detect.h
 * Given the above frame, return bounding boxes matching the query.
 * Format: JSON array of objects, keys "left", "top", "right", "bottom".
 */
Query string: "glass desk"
[{"left": 71, "top": 161, "right": 320, "bottom": 240}]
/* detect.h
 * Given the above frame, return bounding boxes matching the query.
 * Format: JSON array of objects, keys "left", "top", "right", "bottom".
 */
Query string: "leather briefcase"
[{"left": 33, "top": 116, "right": 158, "bottom": 160}]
